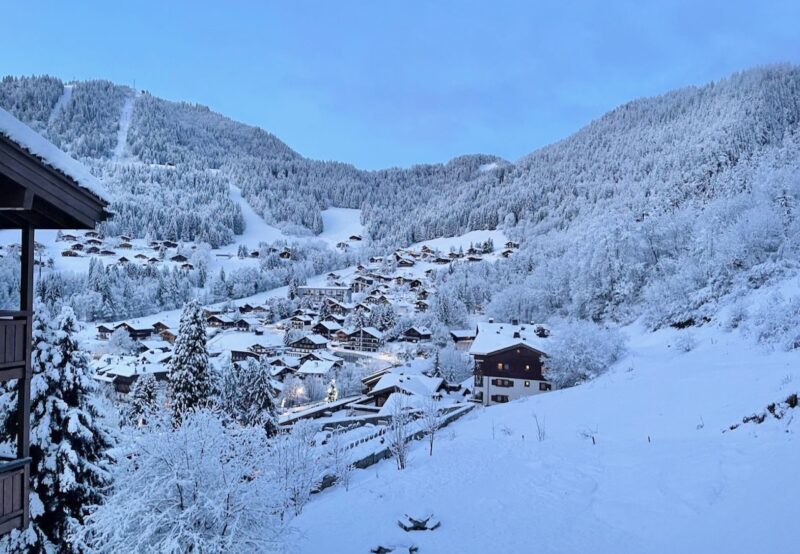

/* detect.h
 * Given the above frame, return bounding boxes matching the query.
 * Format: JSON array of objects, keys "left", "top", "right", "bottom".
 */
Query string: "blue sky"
[{"left": 3, "top": 1, "right": 799, "bottom": 169}]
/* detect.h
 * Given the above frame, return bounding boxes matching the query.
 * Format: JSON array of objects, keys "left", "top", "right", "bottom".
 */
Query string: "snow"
[
  {"left": 297, "top": 360, "right": 337, "bottom": 376},
  {"left": 468, "top": 321, "right": 550, "bottom": 355},
  {"left": 47, "top": 84, "right": 73, "bottom": 127},
  {"left": 291, "top": 320, "right": 800, "bottom": 553},
  {"left": 317, "top": 207, "right": 365, "bottom": 248},
  {"left": 478, "top": 162, "right": 498, "bottom": 172},
  {"left": 227, "top": 185, "right": 287, "bottom": 247},
  {"left": 0, "top": 106, "right": 109, "bottom": 201},
  {"left": 112, "top": 91, "right": 138, "bottom": 161},
  {"left": 415, "top": 228, "right": 506, "bottom": 253}
]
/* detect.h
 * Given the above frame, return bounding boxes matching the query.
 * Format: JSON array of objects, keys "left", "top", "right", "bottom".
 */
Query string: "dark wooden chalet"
[
  {"left": 231, "top": 349, "right": 260, "bottom": 363},
  {"left": 96, "top": 324, "right": 115, "bottom": 340},
  {"left": 170, "top": 254, "right": 188, "bottom": 263},
  {"left": 0, "top": 110, "right": 109, "bottom": 535},
  {"left": 115, "top": 322, "right": 154, "bottom": 340},
  {"left": 403, "top": 326, "right": 432, "bottom": 342}
]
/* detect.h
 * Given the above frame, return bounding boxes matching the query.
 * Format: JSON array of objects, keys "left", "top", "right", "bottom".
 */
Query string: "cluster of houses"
[{"left": 58, "top": 230, "right": 196, "bottom": 271}]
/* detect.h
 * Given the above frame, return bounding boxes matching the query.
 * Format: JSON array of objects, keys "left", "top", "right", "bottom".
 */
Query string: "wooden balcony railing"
[
  {"left": 0, "top": 311, "right": 29, "bottom": 382},
  {"left": 0, "top": 457, "right": 29, "bottom": 535}
]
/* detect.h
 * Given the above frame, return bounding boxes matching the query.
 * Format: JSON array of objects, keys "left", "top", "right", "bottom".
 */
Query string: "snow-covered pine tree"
[
  {"left": 325, "top": 378, "right": 338, "bottom": 403},
  {"left": 169, "top": 299, "right": 212, "bottom": 425},
  {"left": 220, "top": 357, "right": 279, "bottom": 435},
  {"left": 127, "top": 372, "right": 159, "bottom": 427},
  {"left": 0, "top": 303, "right": 115, "bottom": 552}
]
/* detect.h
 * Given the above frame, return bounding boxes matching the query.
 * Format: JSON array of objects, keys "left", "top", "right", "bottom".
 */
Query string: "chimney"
[
  {"left": 488, "top": 318, "right": 494, "bottom": 324},
  {"left": 513, "top": 331, "right": 520, "bottom": 339},
  {"left": 511, "top": 318, "right": 519, "bottom": 326}
]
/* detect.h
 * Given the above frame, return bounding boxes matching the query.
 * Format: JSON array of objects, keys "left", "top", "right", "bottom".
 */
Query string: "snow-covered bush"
[
  {"left": 106, "top": 327, "right": 136, "bottom": 354},
  {"left": 673, "top": 332, "right": 698, "bottom": 353},
  {"left": 745, "top": 292, "right": 800, "bottom": 350},
  {"left": 544, "top": 320, "right": 626, "bottom": 389},
  {"left": 437, "top": 345, "right": 472, "bottom": 383},
  {"left": 272, "top": 420, "right": 325, "bottom": 517},
  {"left": 82, "top": 410, "right": 282, "bottom": 553}
]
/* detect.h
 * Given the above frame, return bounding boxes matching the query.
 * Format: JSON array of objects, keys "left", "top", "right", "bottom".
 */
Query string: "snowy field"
[{"left": 291, "top": 319, "right": 800, "bottom": 553}]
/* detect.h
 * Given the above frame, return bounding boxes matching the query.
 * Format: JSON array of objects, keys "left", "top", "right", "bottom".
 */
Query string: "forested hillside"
[{"left": 3, "top": 66, "right": 800, "bottom": 330}]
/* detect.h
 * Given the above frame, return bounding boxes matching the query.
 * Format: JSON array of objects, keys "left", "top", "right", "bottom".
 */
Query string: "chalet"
[
  {"left": 96, "top": 324, "right": 115, "bottom": 339},
  {"left": 160, "top": 329, "right": 177, "bottom": 344},
  {"left": 249, "top": 250, "right": 260, "bottom": 258},
  {"left": 120, "top": 234, "right": 131, "bottom": 241},
  {"left": 118, "top": 242, "right": 133, "bottom": 250},
  {"left": 288, "top": 334, "right": 328, "bottom": 353},
  {"left": 296, "top": 285, "right": 352, "bottom": 304},
  {"left": 450, "top": 328, "right": 477, "bottom": 349},
  {"left": 249, "top": 342, "right": 279, "bottom": 357},
  {"left": 100, "top": 249, "right": 115, "bottom": 256},
  {"left": 467, "top": 255, "right": 482, "bottom": 262},
  {"left": 415, "top": 300, "right": 429, "bottom": 312},
  {"left": 148, "top": 240, "right": 161, "bottom": 248},
  {"left": 365, "top": 372, "right": 446, "bottom": 408},
  {"left": 117, "top": 256, "right": 130, "bottom": 265},
  {"left": 60, "top": 233, "right": 77, "bottom": 241},
  {"left": 324, "top": 297, "right": 353, "bottom": 316},
  {"left": 279, "top": 248, "right": 292, "bottom": 259},
  {"left": 162, "top": 240, "right": 178, "bottom": 248},
  {"left": 0, "top": 106, "right": 110, "bottom": 535},
  {"left": 403, "top": 326, "right": 432, "bottom": 343},
  {"left": 103, "top": 365, "right": 170, "bottom": 395},
  {"left": 231, "top": 349, "right": 260, "bottom": 363},
  {"left": 61, "top": 249, "right": 79, "bottom": 257},
  {"left": 505, "top": 240, "right": 520, "bottom": 249},
  {"left": 417, "top": 289, "right": 429, "bottom": 300},
  {"left": 397, "top": 257, "right": 415, "bottom": 268},
  {"left": 351, "top": 275, "right": 375, "bottom": 293},
  {"left": 206, "top": 314, "right": 235, "bottom": 329},
  {"left": 180, "top": 262, "right": 194, "bottom": 272},
  {"left": 297, "top": 359, "right": 338, "bottom": 379},
  {"left": 152, "top": 321, "right": 170, "bottom": 333},
  {"left": 115, "top": 322, "right": 155, "bottom": 340},
  {"left": 170, "top": 254, "right": 188, "bottom": 263},
  {"left": 134, "top": 253, "right": 148, "bottom": 260},
  {"left": 233, "top": 316, "right": 260, "bottom": 332},
  {"left": 469, "top": 321, "right": 552, "bottom": 406},
  {"left": 369, "top": 256, "right": 384, "bottom": 263},
  {"left": 433, "top": 256, "right": 450, "bottom": 264},
  {"left": 84, "top": 230, "right": 100, "bottom": 238},
  {"left": 500, "top": 249, "right": 514, "bottom": 258},
  {"left": 289, "top": 314, "right": 313, "bottom": 330},
  {"left": 85, "top": 246, "right": 100, "bottom": 254},
  {"left": 344, "top": 327, "right": 384, "bottom": 352},
  {"left": 324, "top": 313, "right": 346, "bottom": 325},
  {"left": 203, "top": 308, "right": 221, "bottom": 318},
  {"left": 349, "top": 234, "right": 362, "bottom": 241},
  {"left": 148, "top": 257, "right": 159, "bottom": 264},
  {"left": 336, "top": 241, "right": 349, "bottom": 250},
  {"left": 70, "top": 242, "right": 84, "bottom": 251},
  {"left": 300, "top": 349, "right": 343, "bottom": 365},
  {"left": 421, "top": 245, "right": 434, "bottom": 255},
  {"left": 312, "top": 320, "right": 342, "bottom": 339}
]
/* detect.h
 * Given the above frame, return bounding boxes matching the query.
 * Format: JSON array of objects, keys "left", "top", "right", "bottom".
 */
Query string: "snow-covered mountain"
[{"left": 4, "top": 66, "right": 798, "bottom": 251}]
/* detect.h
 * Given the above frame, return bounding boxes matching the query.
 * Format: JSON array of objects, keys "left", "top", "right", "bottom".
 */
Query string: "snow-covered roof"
[
  {"left": 351, "top": 327, "right": 383, "bottom": 339},
  {"left": 371, "top": 372, "right": 444, "bottom": 397},
  {"left": 315, "top": 320, "right": 342, "bottom": 331},
  {"left": 450, "top": 329, "right": 476, "bottom": 339},
  {"left": 407, "top": 326, "right": 432, "bottom": 335},
  {"left": 0, "top": 106, "right": 109, "bottom": 202},
  {"left": 468, "top": 321, "right": 550, "bottom": 356},
  {"left": 292, "top": 334, "right": 328, "bottom": 346},
  {"left": 297, "top": 360, "right": 337, "bottom": 376}
]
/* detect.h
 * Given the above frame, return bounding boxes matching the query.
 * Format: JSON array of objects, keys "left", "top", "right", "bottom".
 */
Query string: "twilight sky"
[{"left": 3, "top": 1, "right": 799, "bottom": 169}]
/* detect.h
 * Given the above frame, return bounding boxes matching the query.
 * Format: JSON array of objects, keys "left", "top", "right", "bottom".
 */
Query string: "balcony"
[
  {"left": 0, "top": 311, "right": 29, "bottom": 382},
  {"left": 0, "top": 457, "right": 29, "bottom": 535}
]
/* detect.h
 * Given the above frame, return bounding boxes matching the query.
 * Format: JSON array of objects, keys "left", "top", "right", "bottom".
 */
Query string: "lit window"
[
  {"left": 496, "top": 363, "right": 503, "bottom": 370},
  {"left": 524, "top": 381, "right": 530, "bottom": 387},
  {"left": 525, "top": 364, "right": 531, "bottom": 371}
]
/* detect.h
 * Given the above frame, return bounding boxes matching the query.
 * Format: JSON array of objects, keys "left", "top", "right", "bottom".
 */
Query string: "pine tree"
[
  {"left": 128, "top": 372, "right": 159, "bottom": 427},
  {"left": 169, "top": 299, "right": 212, "bottom": 425},
  {"left": 0, "top": 304, "right": 115, "bottom": 552},
  {"left": 219, "top": 358, "right": 278, "bottom": 435},
  {"left": 325, "top": 378, "right": 338, "bottom": 403}
]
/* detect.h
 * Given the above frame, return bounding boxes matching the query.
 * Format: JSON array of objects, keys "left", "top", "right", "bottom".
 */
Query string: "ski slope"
[
  {"left": 291, "top": 319, "right": 800, "bottom": 553},
  {"left": 47, "top": 83, "right": 73, "bottom": 127},
  {"left": 317, "top": 207, "right": 364, "bottom": 248},
  {"left": 112, "top": 91, "right": 138, "bottom": 161}
]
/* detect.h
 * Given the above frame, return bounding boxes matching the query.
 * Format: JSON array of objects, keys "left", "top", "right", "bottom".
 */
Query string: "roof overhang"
[{"left": 0, "top": 136, "right": 109, "bottom": 229}]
